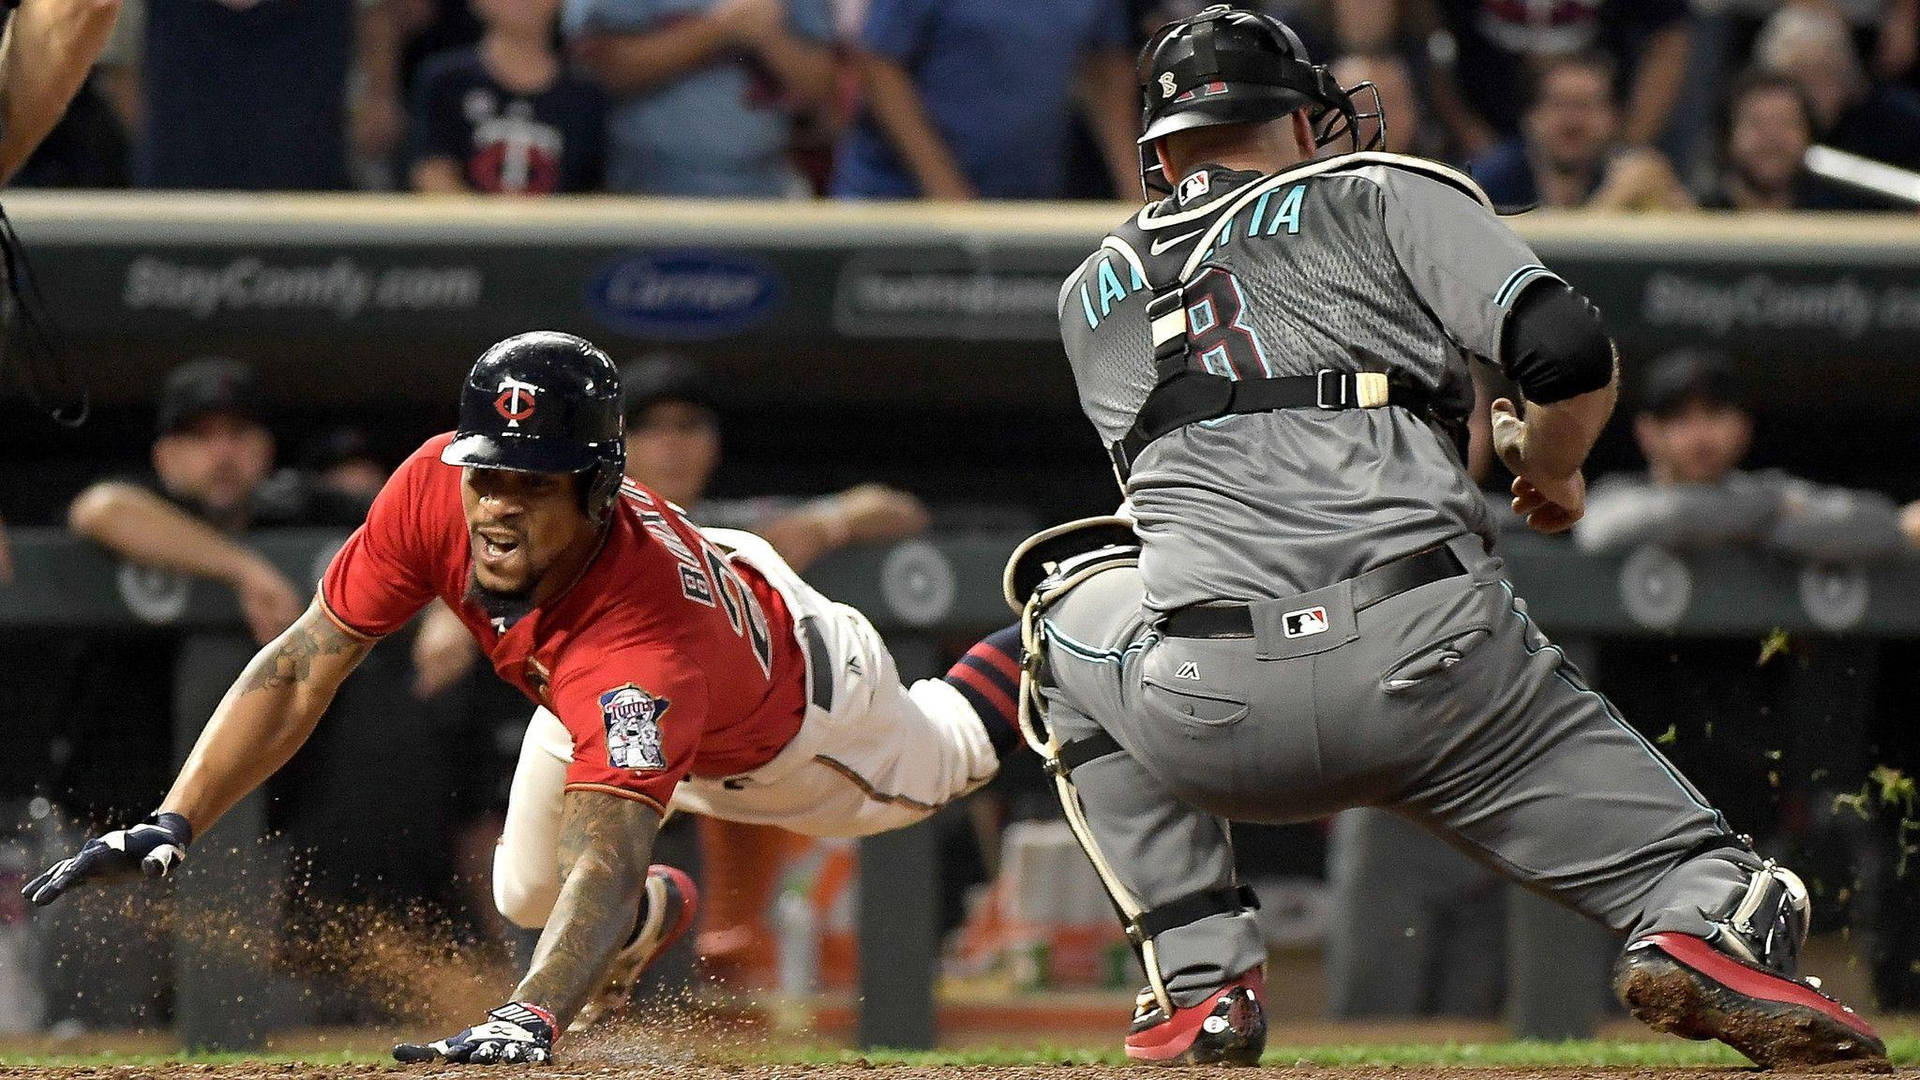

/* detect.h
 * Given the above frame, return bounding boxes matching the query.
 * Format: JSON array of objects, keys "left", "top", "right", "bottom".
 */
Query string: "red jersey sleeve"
[
  {"left": 319, "top": 444, "right": 441, "bottom": 638},
  {"left": 552, "top": 647, "right": 708, "bottom": 814}
]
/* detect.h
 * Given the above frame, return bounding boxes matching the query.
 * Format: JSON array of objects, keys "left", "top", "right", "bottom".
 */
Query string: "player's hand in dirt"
[
  {"left": 1490, "top": 397, "right": 1585, "bottom": 534},
  {"left": 21, "top": 812, "right": 192, "bottom": 906},
  {"left": 394, "top": 1002, "right": 556, "bottom": 1065}
]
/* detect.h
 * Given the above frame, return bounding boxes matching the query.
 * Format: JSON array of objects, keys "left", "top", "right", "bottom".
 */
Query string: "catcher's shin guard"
[
  {"left": 1615, "top": 863, "right": 1888, "bottom": 1071},
  {"left": 570, "top": 864, "right": 698, "bottom": 1033},
  {"left": 1126, "top": 969, "right": 1267, "bottom": 1065}
]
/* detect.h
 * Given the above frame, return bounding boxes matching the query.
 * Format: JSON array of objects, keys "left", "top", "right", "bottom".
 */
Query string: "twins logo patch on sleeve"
[{"left": 599, "top": 684, "right": 669, "bottom": 770}]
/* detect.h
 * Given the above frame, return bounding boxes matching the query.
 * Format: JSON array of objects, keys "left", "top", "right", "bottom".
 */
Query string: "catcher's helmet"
[
  {"left": 441, "top": 331, "right": 626, "bottom": 523},
  {"left": 1135, "top": 4, "right": 1382, "bottom": 196}
]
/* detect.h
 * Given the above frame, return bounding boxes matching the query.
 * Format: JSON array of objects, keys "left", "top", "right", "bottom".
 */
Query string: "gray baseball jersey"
[{"left": 1059, "top": 155, "right": 1561, "bottom": 612}]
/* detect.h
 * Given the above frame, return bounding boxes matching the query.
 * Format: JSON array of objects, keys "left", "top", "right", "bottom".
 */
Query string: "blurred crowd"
[{"left": 11, "top": 0, "right": 1920, "bottom": 208}]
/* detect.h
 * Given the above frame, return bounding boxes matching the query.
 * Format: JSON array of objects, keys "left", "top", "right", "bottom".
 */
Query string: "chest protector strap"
[{"left": 1108, "top": 267, "right": 1436, "bottom": 483}]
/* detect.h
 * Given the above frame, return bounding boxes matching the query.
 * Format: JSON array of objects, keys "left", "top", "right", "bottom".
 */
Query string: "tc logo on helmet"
[
  {"left": 494, "top": 376, "right": 539, "bottom": 427},
  {"left": 1159, "top": 72, "right": 1178, "bottom": 98}
]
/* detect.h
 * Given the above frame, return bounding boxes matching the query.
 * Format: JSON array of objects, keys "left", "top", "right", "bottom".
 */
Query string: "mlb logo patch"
[
  {"left": 1178, "top": 171, "right": 1211, "bottom": 205},
  {"left": 600, "top": 684, "right": 669, "bottom": 770},
  {"left": 1282, "top": 606, "right": 1329, "bottom": 639}
]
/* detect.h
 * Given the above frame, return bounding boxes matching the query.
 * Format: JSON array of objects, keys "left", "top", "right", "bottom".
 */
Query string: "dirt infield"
[{"left": 0, "top": 1064, "right": 1909, "bottom": 1080}]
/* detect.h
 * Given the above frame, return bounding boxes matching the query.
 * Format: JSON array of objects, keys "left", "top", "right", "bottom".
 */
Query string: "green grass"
[{"left": 6, "top": 1037, "right": 1919, "bottom": 1070}]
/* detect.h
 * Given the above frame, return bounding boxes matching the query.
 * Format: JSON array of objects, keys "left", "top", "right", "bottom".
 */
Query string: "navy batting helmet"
[
  {"left": 441, "top": 331, "right": 626, "bottom": 523},
  {"left": 1135, "top": 5, "right": 1382, "bottom": 196}
]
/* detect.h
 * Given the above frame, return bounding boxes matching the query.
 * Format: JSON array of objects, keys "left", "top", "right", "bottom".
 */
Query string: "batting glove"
[
  {"left": 21, "top": 812, "right": 192, "bottom": 906},
  {"left": 393, "top": 1002, "right": 556, "bottom": 1065}
]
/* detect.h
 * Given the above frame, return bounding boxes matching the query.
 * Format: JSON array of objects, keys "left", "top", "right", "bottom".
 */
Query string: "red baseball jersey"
[{"left": 319, "top": 433, "right": 807, "bottom": 813}]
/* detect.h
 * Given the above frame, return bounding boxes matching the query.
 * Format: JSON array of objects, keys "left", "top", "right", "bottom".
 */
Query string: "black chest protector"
[{"left": 1102, "top": 155, "right": 1478, "bottom": 483}]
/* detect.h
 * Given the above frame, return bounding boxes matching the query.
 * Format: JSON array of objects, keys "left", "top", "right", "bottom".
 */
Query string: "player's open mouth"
[{"left": 476, "top": 530, "right": 522, "bottom": 562}]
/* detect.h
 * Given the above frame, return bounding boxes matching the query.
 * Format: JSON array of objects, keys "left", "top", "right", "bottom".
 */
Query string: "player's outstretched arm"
[
  {"left": 0, "top": 0, "right": 123, "bottom": 183},
  {"left": 515, "top": 791, "right": 657, "bottom": 1025},
  {"left": 163, "top": 602, "right": 372, "bottom": 829},
  {"left": 395, "top": 791, "right": 657, "bottom": 1064},
  {"left": 23, "top": 601, "right": 370, "bottom": 906}
]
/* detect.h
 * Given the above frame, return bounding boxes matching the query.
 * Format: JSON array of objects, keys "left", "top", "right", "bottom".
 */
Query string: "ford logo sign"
[{"left": 586, "top": 251, "right": 784, "bottom": 340}]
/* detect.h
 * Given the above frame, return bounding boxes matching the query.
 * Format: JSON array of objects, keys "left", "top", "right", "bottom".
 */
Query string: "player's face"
[
  {"left": 624, "top": 401, "right": 720, "bottom": 508},
  {"left": 151, "top": 413, "right": 274, "bottom": 523},
  {"left": 1635, "top": 399, "right": 1752, "bottom": 487},
  {"left": 1730, "top": 90, "right": 1812, "bottom": 194},
  {"left": 461, "top": 466, "right": 593, "bottom": 598},
  {"left": 1526, "top": 67, "right": 1616, "bottom": 173}
]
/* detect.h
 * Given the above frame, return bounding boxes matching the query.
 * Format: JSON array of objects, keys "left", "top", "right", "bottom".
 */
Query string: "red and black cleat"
[
  {"left": 1125, "top": 969, "right": 1267, "bottom": 1066},
  {"left": 1615, "top": 932, "right": 1888, "bottom": 1072}
]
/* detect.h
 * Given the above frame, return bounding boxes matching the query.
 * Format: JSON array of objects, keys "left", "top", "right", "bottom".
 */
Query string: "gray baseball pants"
[{"left": 1036, "top": 533, "right": 1762, "bottom": 1006}]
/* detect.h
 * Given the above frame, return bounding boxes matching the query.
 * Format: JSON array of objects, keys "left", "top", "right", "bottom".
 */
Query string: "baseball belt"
[{"left": 1160, "top": 543, "right": 1467, "bottom": 639}]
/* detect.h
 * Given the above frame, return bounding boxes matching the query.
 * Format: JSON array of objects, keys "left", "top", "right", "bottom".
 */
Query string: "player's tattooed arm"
[
  {"left": 160, "top": 601, "right": 373, "bottom": 834},
  {"left": 235, "top": 606, "right": 369, "bottom": 694},
  {"left": 513, "top": 791, "right": 659, "bottom": 1028}
]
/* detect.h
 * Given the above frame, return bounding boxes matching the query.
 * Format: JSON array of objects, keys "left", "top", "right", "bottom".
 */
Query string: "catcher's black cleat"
[
  {"left": 1125, "top": 969, "right": 1266, "bottom": 1065},
  {"left": 1616, "top": 933, "right": 1888, "bottom": 1071},
  {"left": 569, "top": 864, "right": 698, "bottom": 1033}
]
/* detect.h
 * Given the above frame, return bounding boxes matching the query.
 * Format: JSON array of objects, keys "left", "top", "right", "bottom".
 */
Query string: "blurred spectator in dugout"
[
  {"left": 300, "top": 426, "right": 392, "bottom": 500},
  {"left": 409, "top": 0, "right": 606, "bottom": 193},
  {"left": 1753, "top": 3, "right": 1920, "bottom": 174},
  {"left": 410, "top": 353, "right": 928, "bottom": 987},
  {"left": 66, "top": 358, "right": 370, "bottom": 644},
  {"left": 561, "top": 0, "right": 834, "bottom": 196},
  {"left": 830, "top": 0, "right": 1138, "bottom": 200},
  {"left": 1702, "top": 68, "right": 1911, "bottom": 211},
  {"left": 1332, "top": 0, "right": 1691, "bottom": 158},
  {"left": 1578, "top": 349, "right": 1920, "bottom": 558},
  {"left": 1467, "top": 51, "right": 1693, "bottom": 210}
]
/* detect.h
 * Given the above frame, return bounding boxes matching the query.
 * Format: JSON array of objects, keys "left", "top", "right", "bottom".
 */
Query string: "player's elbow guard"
[{"left": 1501, "top": 281, "right": 1615, "bottom": 405}]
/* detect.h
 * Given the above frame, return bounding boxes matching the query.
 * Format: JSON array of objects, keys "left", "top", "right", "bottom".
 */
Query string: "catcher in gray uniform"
[{"left": 1000, "top": 5, "right": 1888, "bottom": 1070}]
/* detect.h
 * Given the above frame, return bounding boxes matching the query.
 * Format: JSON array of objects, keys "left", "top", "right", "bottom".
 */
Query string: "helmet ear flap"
[{"left": 580, "top": 461, "right": 624, "bottom": 524}]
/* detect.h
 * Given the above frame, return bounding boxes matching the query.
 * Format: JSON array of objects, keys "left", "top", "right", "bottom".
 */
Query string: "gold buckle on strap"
[{"left": 1354, "top": 372, "right": 1390, "bottom": 408}]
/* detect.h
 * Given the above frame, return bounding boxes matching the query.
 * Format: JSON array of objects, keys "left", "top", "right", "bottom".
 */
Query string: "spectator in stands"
[
  {"left": 127, "top": 0, "right": 399, "bottom": 189},
  {"left": 8, "top": 0, "right": 137, "bottom": 188},
  {"left": 561, "top": 0, "right": 833, "bottom": 197},
  {"left": 1578, "top": 349, "right": 1920, "bottom": 558},
  {"left": 1701, "top": 69, "right": 1900, "bottom": 210},
  {"left": 1329, "top": 52, "right": 1432, "bottom": 159},
  {"left": 1755, "top": 4, "right": 1920, "bottom": 174},
  {"left": 409, "top": 0, "right": 605, "bottom": 193},
  {"left": 1332, "top": 0, "right": 1690, "bottom": 157},
  {"left": 0, "top": 0, "right": 125, "bottom": 183},
  {"left": 1468, "top": 51, "right": 1693, "bottom": 210},
  {"left": 65, "top": 358, "right": 369, "bottom": 643},
  {"left": 830, "top": 0, "right": 1137, "bottom": 200}
]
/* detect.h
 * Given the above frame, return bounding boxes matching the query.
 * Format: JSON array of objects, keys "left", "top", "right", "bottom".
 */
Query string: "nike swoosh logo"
[{"left": 1148, "top": 228, "right": 1205, "bottom": 256}]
